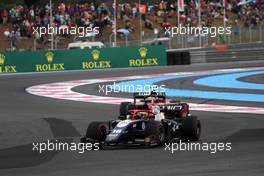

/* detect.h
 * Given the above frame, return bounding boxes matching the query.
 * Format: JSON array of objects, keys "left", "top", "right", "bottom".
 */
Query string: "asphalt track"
[{"left": 1, "top": 61, "right": 264, "bottom": 176}]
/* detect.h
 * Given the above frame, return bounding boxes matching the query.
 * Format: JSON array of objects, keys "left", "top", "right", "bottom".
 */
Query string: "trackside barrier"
[
  {"left": 190, "top": 48, "right": 264, "bottom": 64},
  {"left": 167, "top": 51, "right": 191, "bottom": 65},
  {"left": 167, "top": 46, "right": 264, "bottom": 65},
  {"left": 0, "top": 45, "right": 167, "bottom": 73}
]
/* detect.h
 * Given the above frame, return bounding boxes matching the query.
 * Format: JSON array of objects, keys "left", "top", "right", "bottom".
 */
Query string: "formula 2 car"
[
  {"left": 81, "top": 92, "right": 201, "bottom": 147},
  {"left": 119, "top": 91, "right": 191, "bottom": 118}
]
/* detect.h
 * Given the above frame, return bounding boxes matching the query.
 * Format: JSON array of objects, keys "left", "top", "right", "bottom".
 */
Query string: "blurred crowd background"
[{"left": 0, "top": 0, "right": 263, "bottom": 51}]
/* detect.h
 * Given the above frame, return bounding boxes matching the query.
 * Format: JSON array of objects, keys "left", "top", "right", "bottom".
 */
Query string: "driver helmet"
[{"left": 137, "top": 112, "right": 148, "bottom": 119}]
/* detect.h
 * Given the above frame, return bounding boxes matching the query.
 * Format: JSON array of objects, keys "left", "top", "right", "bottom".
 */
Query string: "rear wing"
[
  {"left": 133, "top": 92, "right": 166, "bottom": 103},
  {"left": 133, "top": 92, "right": 166, "bottom": 98}
]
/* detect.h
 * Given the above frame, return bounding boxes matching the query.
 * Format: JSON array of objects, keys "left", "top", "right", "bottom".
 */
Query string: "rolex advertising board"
[{"left": 0, "top": 45, "right": 166, "bottom": 74}]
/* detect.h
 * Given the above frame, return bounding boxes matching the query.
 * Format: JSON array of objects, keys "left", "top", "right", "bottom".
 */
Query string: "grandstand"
[{"left": 0, "top": 0, "right": 263, "bottom": 51}]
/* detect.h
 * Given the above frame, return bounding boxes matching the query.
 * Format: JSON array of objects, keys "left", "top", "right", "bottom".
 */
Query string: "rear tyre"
[
  {"left": 182, "top": 116, "right": 201, "bottom": 141},
  {"left": 145, "top": 121, "right": 166, "bottom": 146},
  {"left": 85, "top": 122, "right": 108, "bottom": 141},
  {"left": 119, "top": 102, "right": 134, "bottom": 116}
]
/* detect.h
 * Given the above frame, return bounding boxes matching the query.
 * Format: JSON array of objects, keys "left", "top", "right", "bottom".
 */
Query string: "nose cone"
[{"left": 105, "top": 134, "right": 119, "bottom": 143}]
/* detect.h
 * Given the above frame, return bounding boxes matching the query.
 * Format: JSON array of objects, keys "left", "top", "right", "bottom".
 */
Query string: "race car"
[
  {"left": 119, "top": 91, "right": 191, "bottom": 119},
  {"left": 81, "top": 92, "right": 201, "bottom": 147}
]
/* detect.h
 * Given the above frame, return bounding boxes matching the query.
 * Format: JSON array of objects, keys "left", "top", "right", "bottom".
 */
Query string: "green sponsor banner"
[{"left": 0, "top": 45, "right": 166, "bottom": 73}]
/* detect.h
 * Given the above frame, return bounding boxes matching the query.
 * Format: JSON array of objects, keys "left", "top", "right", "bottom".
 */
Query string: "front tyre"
[
  {"left": 145, "top": 121, "right": 166, "bottom": 146},
  {"left": 85, "top": 122, "right": 108, "bottom": 142}
]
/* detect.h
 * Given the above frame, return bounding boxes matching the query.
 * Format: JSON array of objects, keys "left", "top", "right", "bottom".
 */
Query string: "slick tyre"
[
  {"left": 119, "top": 102, "right": 134, "bottom": 116},
  {"left": 86, "top": 122, "right": 108, "bottom": 141},
  {"left": 145, "top": 121, "right": 166, "bottom": 146},
  {"left": 182, "top": 116, "right": 201, "bottom": 141}
]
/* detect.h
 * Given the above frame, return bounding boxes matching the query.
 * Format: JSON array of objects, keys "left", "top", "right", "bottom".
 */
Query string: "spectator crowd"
[{"left": 0, "top": 0, "right": 263, "bottom": 40}]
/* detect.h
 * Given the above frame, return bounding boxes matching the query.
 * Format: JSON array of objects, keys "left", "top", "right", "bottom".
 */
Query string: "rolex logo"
[
  {"left": 91, "top": 50, "right": 100, "bottom": 60},
  {"left": 139, "top": 47, "right": 148, "bottom": 58},
  {"left": 46, "top": 52, "right": 54, "bottom": 63},
  {"left": 0, "top": 54, "right": 5, "bottom": 65}
]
